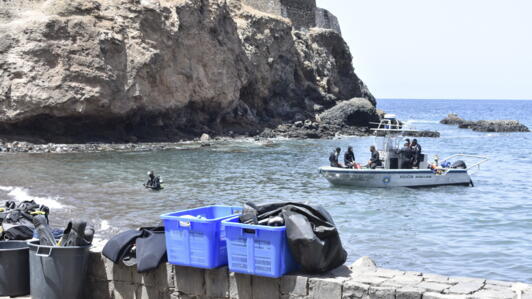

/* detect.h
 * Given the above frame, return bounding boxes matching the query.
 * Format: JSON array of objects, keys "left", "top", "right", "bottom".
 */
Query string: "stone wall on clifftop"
[{"left": 242, "top": 0, "right": 341, "bottom": 33}]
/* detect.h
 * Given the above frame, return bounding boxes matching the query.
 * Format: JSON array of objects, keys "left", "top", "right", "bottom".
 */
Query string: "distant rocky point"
[{"left": 440, "top": 114, "right": 530, "bottom": 132}]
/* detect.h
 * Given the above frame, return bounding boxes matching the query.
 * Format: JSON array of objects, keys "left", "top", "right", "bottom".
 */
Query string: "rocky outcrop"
[
  {"left": 318, "top": 98, "right": 379, "bottom": 127},
  {"left": 440, "top": 113, "right": 465, "bottom": 125},
  {"left": 0, "top": 0, "right": 374, "bottom": 143},
  {"left": 441, "top": 114, "right": 529, "bottom": 132}
]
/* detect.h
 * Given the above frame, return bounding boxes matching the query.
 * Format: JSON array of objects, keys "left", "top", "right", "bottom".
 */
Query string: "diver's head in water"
[{"left": 147, "top": 171, "right": 154, "bottom": 179}]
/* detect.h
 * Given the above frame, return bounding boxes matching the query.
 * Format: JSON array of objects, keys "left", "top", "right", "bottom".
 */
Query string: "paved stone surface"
[
  {"left": 416, "top": 281, "right": 453, "bottom": 293},
  {"left": 445, "top": 280, "right": 485, "bottom": 295},
  {"left": 77, "top": 252, "right": 530, "bottom": 299}
]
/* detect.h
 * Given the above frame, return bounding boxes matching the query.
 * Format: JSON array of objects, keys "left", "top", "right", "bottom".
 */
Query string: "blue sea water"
[{"left": 0, "top": 99, "right": 531, "bottom": 283}]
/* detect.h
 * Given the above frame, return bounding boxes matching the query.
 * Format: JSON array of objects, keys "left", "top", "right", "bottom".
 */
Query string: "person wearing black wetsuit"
[
  {"left": 367, "top": 145, "right": 382, "bottom": 169},
  {"left": 329, "top": 147, "right": 342, "bottom": 168},
  {"left": 344, "top": 146, "right": 355, "bottom": 168},
  {"left": 398, "top": 142, "right": 413, "bottom": 169},
  {"left": 145, "top": 171, "right": 161, "bottom": 189},
  {"left": 411, "top": 139, "right": 422, "bottom": 168}
]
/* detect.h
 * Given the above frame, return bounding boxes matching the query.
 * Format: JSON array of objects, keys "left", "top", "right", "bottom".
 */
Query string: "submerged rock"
[{"left": 441, "top": 114, "right": 529, "bottom": 132}]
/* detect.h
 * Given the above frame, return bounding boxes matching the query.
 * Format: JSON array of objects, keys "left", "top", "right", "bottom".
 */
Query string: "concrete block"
[
  {"left": 309, "top": 277, "right": 343, "bottom": 299},
  {"left": 230, "top": 272, "right": 252, "bottom": 299},
  {"left": 87, "top": 250, "right": 110, "bottom": 281},
  {"left": 350, "top": 274, "right": 386, "bottom": 285},
  {"left": 423, "top": 292, "right": 467, "bottom": 299},
  {"left": 373, "top": 268, "right": 405, "bottom": 278},
  {"left": 395, "top": 286, "right": 423, "bottom": 299},
  {"left": 368, "top": 286, "right": 395, "bottom": 299},
  {"left": 139, "top": 285, "right": 172, "bottom": 299},
  {"left": 467, "top": 288, "right": 514, "bottom": 299},
  {"left": 112, "top": 281, "right": 140, "bottom": 299},
  {"left": 448, "top": 277, "right": 485, "bottom": 285},
  {"left": 342, "top": 281, "right": 370, "bottom": 299},
  {"left": 390, "top": 274, "right": 424, "bottom": 285},
  {"left": 174, "top": 266, "right": 205, "bottom": 296},
  {"left": 350, "top": 256, "right": 377, "bottom": 272},
  {"left": 416, "top": 281, "right": 452, "bottom": 293},
  {"left": 281, "top": 275, "right": 308, "bottom": 296},
  {"left": 423, "top": 274, "right": 450, "bottom": 284},
  {"left": 141, "top": 263, "right": 172, "bottom": 290},
  {"left": 484, "top": 280, "right": 511, "bottom": 287},
  {"left": 205, "top": 266, "right": 230, "bottom": 298},
  {"left": 252, "top": 276, "right": 281, "bottom": 299},
  {"left": 84, "top": 280, "right": 113, "bottom": 299},
  {"left": 445, "top": 280, "right": 484, "bottom": 295}
]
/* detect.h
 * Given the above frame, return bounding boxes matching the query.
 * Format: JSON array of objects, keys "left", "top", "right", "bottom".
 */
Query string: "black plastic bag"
[{"left": 240, "top": 202, "right": 347, "bottom": 274}]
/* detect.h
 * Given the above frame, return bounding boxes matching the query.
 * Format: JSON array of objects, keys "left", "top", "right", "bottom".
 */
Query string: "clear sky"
[{"left": 316, "top": 0, "right": 532, "bottom": 100}]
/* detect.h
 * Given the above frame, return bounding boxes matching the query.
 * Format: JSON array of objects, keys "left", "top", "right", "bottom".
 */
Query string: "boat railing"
[{"left": 440, "top": 154, "right": 489, "bottom": 174}]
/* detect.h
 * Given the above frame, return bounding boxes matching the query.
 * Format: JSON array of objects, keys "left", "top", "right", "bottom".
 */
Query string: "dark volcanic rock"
[
  {"left": 441, "top": 114, "right": 529, "bottom": 132},
  {"left": 440, "top": 114, "right": 466, "bottom": 125},
  {"left": 0, "top": 0, "right": 375, "bottom": 143},
  {"left": 403, "top": 130, "right": 441, "bottom": 138},
  {"left": 318, "top": 98, "right": 379, "bottom": 127},
  {"left": 460, "top": 120, "right": 530, "bottom": 132}
]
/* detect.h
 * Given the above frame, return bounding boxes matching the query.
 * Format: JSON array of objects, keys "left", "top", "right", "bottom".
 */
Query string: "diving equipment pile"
[
  {"left": 0, "top": 200, "right": 50, "bottom": 240},
  {"left": 102, "top": 226, "right": 167, "bottom": 273}
]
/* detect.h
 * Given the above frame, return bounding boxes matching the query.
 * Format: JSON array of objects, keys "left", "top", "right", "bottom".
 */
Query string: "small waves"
[{"left": 0, "top": 186, "right": 65, "bottom": 209}]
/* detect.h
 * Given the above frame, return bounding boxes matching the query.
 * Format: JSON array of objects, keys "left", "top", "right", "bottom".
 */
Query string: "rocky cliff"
[{"left": 0, "top": 0, "right": 374, "bottom": 142}]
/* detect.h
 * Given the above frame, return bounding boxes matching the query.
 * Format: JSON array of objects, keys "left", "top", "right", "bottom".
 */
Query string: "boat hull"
[{"left": 319, "top": 167, "right": 472, "bottom": 188}]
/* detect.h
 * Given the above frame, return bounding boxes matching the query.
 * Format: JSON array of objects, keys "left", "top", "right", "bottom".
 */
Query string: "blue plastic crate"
[
  {"left": 160, "top": 205, "right": 242, "bottom": 269},
  {"left": 222, "top": 216, "right": 298, "bottom": 278}
]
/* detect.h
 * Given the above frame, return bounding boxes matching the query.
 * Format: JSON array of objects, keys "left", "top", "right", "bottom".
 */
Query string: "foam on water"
[{"left": 0, "top": 185, "right": 65, "bottom": 209}]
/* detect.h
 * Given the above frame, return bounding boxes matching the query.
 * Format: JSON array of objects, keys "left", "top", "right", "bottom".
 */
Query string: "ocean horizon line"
[{"left": 378, "top": 98, "right": 532, "bottom": 101}]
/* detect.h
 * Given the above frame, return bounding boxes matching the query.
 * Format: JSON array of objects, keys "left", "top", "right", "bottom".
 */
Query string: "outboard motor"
[{"left": 451, "top": 160, "right": 467, "bottom": 169}]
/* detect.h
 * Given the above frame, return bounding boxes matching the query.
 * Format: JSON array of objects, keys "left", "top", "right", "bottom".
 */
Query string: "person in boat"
[
  {"left": 329, "top": 147, "right": 343, "bottom": 168},
  {"left": 144, "top": 171, "right": 161, "bottom": 190},
  {"left": 397, "top": 141, "right": 413, "bottom": 169},
  {"left": 344, "top": 146, "right": 356, "bottom": 168},
  {"left": 404, "top": 138, "right": 411, "bottom": 148},
  {"left": 367, "top": 145, "right": 382, "bottom": 169},
  {"left": 411, "top": 139, "right": 422, "bottom": 168}
]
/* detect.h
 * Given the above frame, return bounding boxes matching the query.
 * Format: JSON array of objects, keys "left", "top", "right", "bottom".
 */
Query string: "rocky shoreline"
[{"left": 440, "top": 114, "right": 530, "bottom": 132}]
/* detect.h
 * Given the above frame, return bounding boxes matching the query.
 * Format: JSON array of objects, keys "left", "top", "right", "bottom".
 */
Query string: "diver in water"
[
  {"left": 344, "top": 146, "right": 356, "bottom": 168},
  {"left": 144, "top": 171, "right": 162, "bottom": 190},
  {"left": 329, "top": 147, "right": 343, "bottom": 168}
]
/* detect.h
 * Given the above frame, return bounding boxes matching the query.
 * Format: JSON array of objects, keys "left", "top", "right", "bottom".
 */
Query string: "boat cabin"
[{"left": 372, "top": 114, "right": 429, "bottom": 170}]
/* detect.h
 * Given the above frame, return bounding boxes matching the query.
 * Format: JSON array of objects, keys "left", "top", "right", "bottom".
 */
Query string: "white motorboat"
[{"left": 319, "top": 115, "right": 488, "bottom": 188}]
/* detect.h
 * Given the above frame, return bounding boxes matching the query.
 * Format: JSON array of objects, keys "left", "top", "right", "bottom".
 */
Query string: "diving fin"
[{"left": 33, "top": 214, "right": 56, "bottom": 246}]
